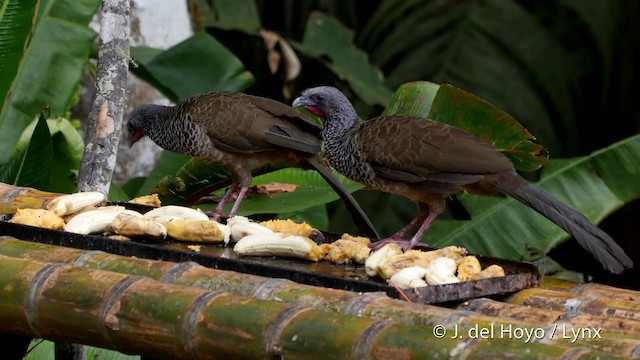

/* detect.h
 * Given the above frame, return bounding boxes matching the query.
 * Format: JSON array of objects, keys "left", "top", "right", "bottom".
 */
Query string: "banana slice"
[
  {"left": 365, "top": 243, "right": 403, "bottom": 277},
  {"left": 225, "top": 216, "right": 273, "bottom": 244},
  {"left": 64, "top": 208, "right": 142, "bottom": 235},
  {"left": 456, "top": 256, "right": 482, "bottom": 281},
  {"left": 388, "top": 266, "right": 428, "bottom": 289},
  {"left": 128, "top": 194, "right": 161, "bottom": 207},
  {"left": 378, "top": 246, "right": 468, "bottom": 279},
  {"left": 259, "top": 219, "right": 317, "bottom": 238},
  {"left": 143, "top": 205, "right": 209, "bottom": 223},
  {"left": 46, "top": 192, "right": 106, "bottom": 216},
  {"left": 469, "top": 264, "right": 505, "bottom": 280},
  {"left": 234, "top": 233, "right": 323, "bottom": 261},
  {"left": 320, "top": 239, "right": 371, "bottom": 264},
  {"left": 10, "top": 208, "right": 65, "bottom": 230},
  {"left": 164, "top": 218, "right": 226, "bottom": 243},
  {"left": 424, "top": 257, "right": 460, "bottom": 285},
  {"left": 111, "top": 214, "right": 167, "bottom": 240}
]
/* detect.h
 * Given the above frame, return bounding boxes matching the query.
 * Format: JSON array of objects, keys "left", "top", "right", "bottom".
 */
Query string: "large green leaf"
[
  {"left": 0, "top": 0, "right": 38, "bottom": 111},
  {"left": 359, "top": 0, "right": 609, "bottom": 156},
  {"left": 425, "top": 134, "right": 640, "bottom": 263},
  {"left": 295, "top": 12, "right": 393, "bottom": 107},
  {"left": 0, "top": 0, "right": 99, "bottom": 164},
  {"left": 0, "top": 114, "right": 52, "bottom": 189},
  {"left": 195, "top": 167, "right": 366, "bottom": 217},
  {"left": 142, "top": 152, "right": 367, "bottom": 221},
  {"left": 203, "top": 0, "right": 261, "bottom": 34},
  {"left": 130, "top": 32, "right": 254, "bottom": 103},
  {"left": 14, "top": 117, "right": 84, "bottom": 193},
  {"left": 133, "top": 151, "right": 191, "bottom": 198},
  {"left": 384, "top": 81, "right": 548, "bottom": 172}
]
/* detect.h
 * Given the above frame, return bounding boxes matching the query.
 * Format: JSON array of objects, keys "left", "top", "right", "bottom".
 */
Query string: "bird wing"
[
  {"left": 180, "top": 92, "right": 320, "bottom": 155},
  {"left": 358, "top": 116, "right": 514, "bottom": 184}
]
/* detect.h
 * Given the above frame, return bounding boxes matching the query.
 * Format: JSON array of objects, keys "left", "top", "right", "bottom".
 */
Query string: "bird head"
[
  {"left": 127, "top": 104, "right": 165, "bottom": 148},
  {"left": 292, "top": 86, "right": 359, "bottom": 128}
]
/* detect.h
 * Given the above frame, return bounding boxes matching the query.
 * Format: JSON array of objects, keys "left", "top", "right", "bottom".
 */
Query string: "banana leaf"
[
  {"left": 0, "top": 114, "right": 52, "bottom": 189},
  {"left": 0, "top": 0, "right": 99, "bottom": 164},
  {"left": 0, "top": 0, "right": 38, "bottom": 112},
  {"left": 129, "top": 32, "right": 254, "bottom": 103},
  {"left": 294, "top": 12, "right": 393, "bottom": 107}
]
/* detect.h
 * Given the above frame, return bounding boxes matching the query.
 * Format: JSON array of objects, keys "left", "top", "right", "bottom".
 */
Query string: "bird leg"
[
  {"left": 227, "top": 183, "right": 250, "bottom": 217},
  {"left": 206, "top": 182, "right": 241, "bottom": 218},
  {"left": 369, "top": 212, "right": 439, "bottom": 252}
]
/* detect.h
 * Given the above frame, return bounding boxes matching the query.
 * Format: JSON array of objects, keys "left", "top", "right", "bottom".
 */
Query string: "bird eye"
[{"left": 312, "top": 94, "right": 324, "bottom": 102}]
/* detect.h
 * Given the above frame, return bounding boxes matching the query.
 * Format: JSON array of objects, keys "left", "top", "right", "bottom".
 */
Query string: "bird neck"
[
  {"left": 146, "top": 105, "right": 196, "bottom": 154},
  {"left": 322, "top": 108, "right": 361, "bottom": 142},
  {"left": 321, "top": 111, "right": 363, "bottom": 179}
]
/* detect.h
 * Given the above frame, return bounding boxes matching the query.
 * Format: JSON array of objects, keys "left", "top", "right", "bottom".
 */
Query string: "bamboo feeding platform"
[{"left": 1, "top": 183, "right": 639, "bottom": 359}]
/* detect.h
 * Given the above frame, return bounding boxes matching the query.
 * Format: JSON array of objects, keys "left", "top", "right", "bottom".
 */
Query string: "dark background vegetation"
[
  {"left": 202, "top": 0, "right": 640, "bottom": 285},
  {"left": 2, "top": 0, "right": 639, "bottom": 287}
]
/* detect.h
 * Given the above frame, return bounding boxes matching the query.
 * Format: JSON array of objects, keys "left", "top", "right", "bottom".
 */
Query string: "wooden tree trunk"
[{"left": 77, "top": 0, "right": 131, "bottom": 195}]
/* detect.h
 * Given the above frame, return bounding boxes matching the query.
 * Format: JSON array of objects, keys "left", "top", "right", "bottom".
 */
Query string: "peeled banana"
[
  {"left": 456, "top": 256, "right": 482, "bottom": 281},
  {"left": 64, "top": 208, "right": 142, "bottom": 235},
  {"left": 388, "top": 266, "right": 428, "bottom": 289},
  {"left": 234, "top": 233, "right": 323, "bottom": 261},
  {"left": 225, "top": 216, "right": 273, "bottom": 244},
  {"left": 10, "top": 209, "right": 65, "bottom": 230},
  {"left": 365, "top": 243, "right": 403, "bottom": 277},
  {"left": 46, "top": 192, "right": 106, "bottom": 216},
  {"left": 320, "top": 239, "right": 371, "bottom": 264},
  {"left": 164, "top": 218, "right": 226, "bottom": 243},
  {"left": 111, "top": 213, "right": 167, "bottom": 240},
  {"left": 424, "top": 257, "right": 460, "bottom": 285},
  {"left": 143, "top": 205, "right": 209, "bottom": 223},
  {"left": 469, "top": 264, "right": 506, "bottom": 280}
]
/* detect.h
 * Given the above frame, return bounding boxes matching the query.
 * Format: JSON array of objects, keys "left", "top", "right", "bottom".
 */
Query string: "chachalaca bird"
[
  {"left": 292, "top": 86, "right": 632, "bottom": 274},
  {"left": 127, "top": 91, "right": 379, "bottom": 238}
]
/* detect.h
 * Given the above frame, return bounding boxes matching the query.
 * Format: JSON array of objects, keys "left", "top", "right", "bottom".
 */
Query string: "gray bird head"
[
  {"left": 292, "top": 86, "right": 359, "bottom": 128},
  {"left": 127, "top": 104, "right": 166, "bottom": 148}
]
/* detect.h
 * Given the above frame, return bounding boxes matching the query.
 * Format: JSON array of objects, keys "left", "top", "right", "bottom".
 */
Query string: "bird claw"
[
  {"left": 368, "top": 238, "right": 430, "bottom": 252},
  {"left": 204, "top": 209, "right": 224, "bottom": 221}
]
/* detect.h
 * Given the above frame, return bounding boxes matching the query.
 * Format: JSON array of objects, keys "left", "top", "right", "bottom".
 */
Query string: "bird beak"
[
  {"left": 128, "top": 129, "right": 143, "bottom": 148},
  {"left": 292, "top": 96, "right": 308, "bottom": 108},
  {"left": 292, "top": 96, "right": 325, "bottom": 116}
]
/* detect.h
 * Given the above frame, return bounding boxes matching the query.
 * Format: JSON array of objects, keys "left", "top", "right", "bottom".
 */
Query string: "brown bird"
[
  {"left": 292, "top": 86, "right": 632, "bottom": 273},
  {"left": 127, "top": 91, "right": 379, "bottom": 238}
]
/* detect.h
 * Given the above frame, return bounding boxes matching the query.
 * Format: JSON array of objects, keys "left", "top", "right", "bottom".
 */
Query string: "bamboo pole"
[
  {"left": 0, "top": 255, "right": 618, "bottom": 359},
  {"left": 2, "top": 240, "right": 639, "bottom": 357},
  {"left": 0, "top": 183, "right": 61, "bottom": 214},
  {"left": 0, "top": 238, "right": 510, "bottom": 328}
]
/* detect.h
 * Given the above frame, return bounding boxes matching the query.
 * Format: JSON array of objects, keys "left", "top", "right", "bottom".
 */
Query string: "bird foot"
[
  {"left": 368, "top": 238, "right": 430, "bottom": 252},
  {"left": 204, "top": 209, "right": 225, "bottom": 221}
]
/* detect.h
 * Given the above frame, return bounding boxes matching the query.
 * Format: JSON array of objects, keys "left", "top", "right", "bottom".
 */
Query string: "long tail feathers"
[
  {"left": 305, "top": 155, "right": 380, "bottom": 239},
  {"left": 495, "top": 172, "right": 632, "bottom": 273}
]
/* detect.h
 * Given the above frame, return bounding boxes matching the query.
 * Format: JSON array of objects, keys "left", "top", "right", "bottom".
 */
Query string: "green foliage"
[
  {"left": 0, "top": 114, "right": 52, "bottom": 189},
  {"left": 202, "top": 0, "right": 261, "bottom": 33},
  {"left": 295, "top": 12, "right": 393, "bottom": 106},
  {"left": 0, "top": 0, "right": 38, "bottom": 111},
  {"left": 130, "top": 32, "right": 254, "bottom": 103},
  {"left": 24, "top": 339, "right": 140, "bottom": 360},
  {"left": 0, "top": 0, "right": 99, "bottom": 164},
  {"left": 358, "top": 0, "right": 621, "bottom": 157},
  {"left": 0, "top": 114, "right": 84, "bottom": 193}
]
